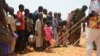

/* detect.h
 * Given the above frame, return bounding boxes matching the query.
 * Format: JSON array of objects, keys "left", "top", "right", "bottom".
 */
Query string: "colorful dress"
[{"left": 44, "top": 26, "right": 52, "bottom": 41}]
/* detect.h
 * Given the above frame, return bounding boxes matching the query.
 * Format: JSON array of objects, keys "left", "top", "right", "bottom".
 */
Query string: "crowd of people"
[
  {"left": 1, "top": 0, "right": 100, "bottom": 56},
  {"left": 0, "top": 0, "right": 70, "bottom": 55}
]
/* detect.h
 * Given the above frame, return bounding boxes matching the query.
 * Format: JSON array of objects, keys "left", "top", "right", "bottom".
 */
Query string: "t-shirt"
[
  {"left": 44, "top": 26, "right": 52, "bottom": 41},
  {"left": 16, "top": 11, "right": 25, "bottom": 30},
  {"left": 26, "top": 18, "right": 34, "bottom": 32},
  {"left": 7, "top": 14, "right": 16, "bottom": 32},
  {"left": 87, "top": 16, "right": 100, "bottom": 29},
  {"left": 89, "top": 0, "right": 100, "bottom": 14}
]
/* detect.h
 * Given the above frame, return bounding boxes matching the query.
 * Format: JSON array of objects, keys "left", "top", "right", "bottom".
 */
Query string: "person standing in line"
[
  {"left": 0, "top": 0, "right": 12, "bottom": 55},
  {"left": 52, "top": 12, "right": 59, "bottom": 47},
  {"left": 47, "top": 11, "right": 53, "bottom": 23},
  {"left": 58, "top": 21, "right": 69, "bottom": 47},
  {"left": 43, "top": 9, "right": 48, "bottom": 24},
  {"left": 24, "top": 9, "right": 30, "bottom": 48},
  {"left": 35, "top": 13, "right": 44, "bottom": 51},
  {"left": 72, "top": 5, "right": 87, "bottom": 46},
  {"left": 44, "top": 21, "right": 54, "bottom": 48},
  {"left": 7, "top": 7, "right": 17, "bottom": 55},
  {"left": 67, "top": 8, "right": 80, "bottom": 44},
  {"left": 85, "top": 10, "right": 100, "bottom": 56},
  {"left": 15, "top": 4, "right": 26, "bottom": 54},
  {"left": 33, "top": 6, "right": 43, "bottom": 35},
  {"left": 57, "top": 13, "right": 62, "bottom": 25},
  {"left": 62, "top": 21, "right": 69, "bottom": 46},
  {"left": 89, "top": 0, "right": 100, "bottom": 52},
  {"left": 57, "top": 13, "right": 62, "bottom": 32}
]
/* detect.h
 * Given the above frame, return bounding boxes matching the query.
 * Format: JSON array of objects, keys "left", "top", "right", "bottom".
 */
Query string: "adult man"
[
  {"left": 58, "top": 13, "right": 62, "bottom": 25},
  {"left": 52, "top": 12, "right": 59, "bottom": 46},
  {"left": 33, "top": 6, "right": 43, "bottom": 35},
  {"left": 43, "top": 9, "right": 48, "bottom": 24},
  {"left": 7, "top": 7, "right": 17, "bottom": 54},
  {"left": 15, "top": 4, "right": 26, "bottom": 53},
  {"left": 0, "top": 0, "right": 11, "bottom": 55},
  {"left": 67, "top": 8, "right": 80, "bottom": 44},
  {"left": 47, "top": 11, "right": 53, "bottom": 22},
  {"left": 72, "top": 5, "right": 87, "bottom": 46},
  {"left": 35, "top": 13, "right": 43, "bottom": 51}
]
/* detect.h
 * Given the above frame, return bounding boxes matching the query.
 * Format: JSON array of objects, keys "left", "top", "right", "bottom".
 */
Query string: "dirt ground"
[{"left": 17, "top": 34, "right": 96, "bottom": 56}]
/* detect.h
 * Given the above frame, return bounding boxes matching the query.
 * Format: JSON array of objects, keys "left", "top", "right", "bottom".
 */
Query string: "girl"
[
  {"left": 58, "top": 21, "right": 69, "bottom": 47},
  {"left": 44, "top": 21, "right": 55, "bottom": 50}
]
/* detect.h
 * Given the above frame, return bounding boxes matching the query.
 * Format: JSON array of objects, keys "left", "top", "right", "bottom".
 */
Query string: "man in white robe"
[{"left": 35, "top": 13, "right": 43, "bottom": 51}]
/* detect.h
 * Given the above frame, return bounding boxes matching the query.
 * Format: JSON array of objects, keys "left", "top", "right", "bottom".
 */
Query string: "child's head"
[
  {"left": 89, "top": 10, "right": 98, "bottom": 17},
  {"left": 43, "top": 9, "right": 47, "bottom": 15},
  {"left": 24, "top": 9, "right": 30, "bottom": 15},
  {"left": 28, "top": 13, "right": 33, "bottom": 19},
  {"left": 46, "top": 20, "right": 51, "bottom": 27},
  {"left": 62, "top": 20, "right": 67, "bottom": 26}
]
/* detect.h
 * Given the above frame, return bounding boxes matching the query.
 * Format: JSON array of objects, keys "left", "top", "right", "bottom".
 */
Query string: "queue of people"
[
  {"left": 0, "top": 1, "right": 70, "bottom": 55},
  {"left": 0, "top": 0, "right": 87, "bottom": 55},
  {"left": 1, "top": 0, "right": 100, "bottom": 56}
]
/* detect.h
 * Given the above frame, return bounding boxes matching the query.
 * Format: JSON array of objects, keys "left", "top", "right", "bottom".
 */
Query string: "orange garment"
[{"left": 88, "top": 16, "right": 100, "bottom": 29}]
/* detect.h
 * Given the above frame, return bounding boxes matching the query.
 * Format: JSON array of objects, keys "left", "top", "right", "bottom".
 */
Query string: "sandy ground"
[{"left": 17, "top": 34, "right": 96, "bottom": 56}]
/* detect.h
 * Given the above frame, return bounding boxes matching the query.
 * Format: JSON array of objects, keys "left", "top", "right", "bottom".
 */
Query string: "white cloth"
[
  {"left": 86, "top": 28, "right": 100, "bottom": 56},
  {"left": 43, "top": 14, "right": 47, "bottom": 19},
  {"left": 35, "top": 19, "right": 43, "bottom": 47},
  {"left": 10, "top": 37, "right": 16, "bottom": 53},
  {"left": 6, "top": 14, "right": 16, "bottom": 53},
  {"left": 89, "top": 0, "right": 100, "bottom": 15},
  {"left": 7, "top": 14, "right": 16, "bottom": 32}
]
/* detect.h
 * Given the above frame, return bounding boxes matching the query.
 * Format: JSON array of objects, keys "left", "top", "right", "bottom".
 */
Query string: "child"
[
  {"left": 26, "top": 13, "right": 34, "bottom": 46},
  {"left": 58, "top": 21, "right": 69, "bottom": 47},
  {"left": 27, "top": 35, "right": 35, "bottom": 52},
  {"left": 44, "top": 21, "right": 55, "bottom": 50},
  {"left": 26, "top": 13, "right": 35, "bottom": 52},
  {"left": 62, "top": 21, "right": 69, "bottom": 46}
]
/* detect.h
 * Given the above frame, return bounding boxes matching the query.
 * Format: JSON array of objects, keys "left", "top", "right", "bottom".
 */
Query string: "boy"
[{"left": 15, "top": 4, "right": 26, "bottom": 54}]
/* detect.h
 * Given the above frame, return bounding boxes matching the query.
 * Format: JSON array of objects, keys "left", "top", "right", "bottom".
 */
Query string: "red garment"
[
  {"left": 44, "top": 26, "right": 52, "bottom": 41},
  {"left": 16, "top": 11, "right": 25, "bottom": 30},
  {"left": 87, "top": 16, "right": 100, "bottom": 29}
]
